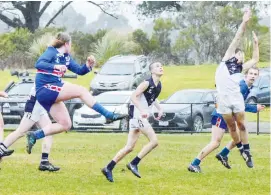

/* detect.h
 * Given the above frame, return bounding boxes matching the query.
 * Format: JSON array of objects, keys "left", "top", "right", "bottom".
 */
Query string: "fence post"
[
  {"left": 257, "top": 111, "right": 260, "bottom": 135},
  {"left": 190, "top": 103, "right": 193, "bottom": 135}
]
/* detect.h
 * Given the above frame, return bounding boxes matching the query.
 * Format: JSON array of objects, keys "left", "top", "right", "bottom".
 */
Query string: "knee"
[
  {"left": 236, "top": 121, "right": 246, "bottom": 131},
  {"left": 78, "top": 87, "right": 89, "bottom": 98},
  {"left": 211, "top": 141, "right": 220, "bottom": 149},
  {"left": 228, "top": 122, "right": 237, "bottom": 132},
  {"left": 124, "top": 145, "right": 134, "bottom": 153},
  {"left": 59, "top": 119, "right": 72, "bottom": 131},
  {"left": 150, "top": 139, "right": 159, "bottom": 148}
]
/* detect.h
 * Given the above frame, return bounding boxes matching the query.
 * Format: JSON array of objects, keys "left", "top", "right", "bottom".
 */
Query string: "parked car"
[
  {"left": 0, "top": 71, "right": 83, "bottom": 126},
  {"left": 149, "top": 89, "right": 217, "bottom": 132},
  {"left": 90, "top": 55, "right": 150, "bottom": 95},
  {"left": 73, "top": 91, "right": 133, "bottom": 131},
  {"left": 246, "top": 68, "right": 270, "bottom": 105}
]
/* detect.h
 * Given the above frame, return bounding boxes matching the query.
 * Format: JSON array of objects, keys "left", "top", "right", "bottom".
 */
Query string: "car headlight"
[{"left": 117, "top": 82, "right": 129, "bottom": 88}]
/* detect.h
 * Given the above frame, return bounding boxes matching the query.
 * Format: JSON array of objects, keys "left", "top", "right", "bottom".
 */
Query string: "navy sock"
[
  {"left": 219, "top": 147, "right": 230, "bottom": 157},
  {"left": 243, "top": 144, "right": 250, "bottom": 151},
  {"left": 191, "top": 158, "right": 201, "bottom": 166},
  {"left": 41, "top": 153, "right": 49, "bottom": 164},
  {"left": 106, "top": 160, "right": 116, "bottom": 171},
  {"left": 131, "top": 156, "right": 141, "bottom": 166},
  {"left": 236, "top": 142, "right": 244, "bottom": 153},
  {"left": 33, "top": 129, "right": 45, "bottom": 140},
  {"left": 92, "top": 103, "right": 114, "bottom": 119}
]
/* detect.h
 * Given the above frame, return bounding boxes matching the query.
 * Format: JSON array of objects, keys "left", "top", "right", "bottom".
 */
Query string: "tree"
[
  {"left": 132, "top": 29, "right": 151, "bottom": 55},
  {"left": 91, "top": 30, "right": 141, "bottom": 66},
  {"left": 0, "top": 1, "right": 119, "bottom": 32}
]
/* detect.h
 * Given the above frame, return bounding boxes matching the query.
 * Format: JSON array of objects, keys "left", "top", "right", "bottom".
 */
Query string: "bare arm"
[
  {"left": 131, "top": 81, "right": 149, "bottom": 113},
  {"left": 243, "top": 31, "right": 259, "bottom": 71},
  {"left": 153, "top": 99, "right": 162, "bottom": 112},
  {"left": 0, "top": 91, "right": 8, "bottom": 98},
  {"left": 222, "top": 10, "right": 251, "bottom": 61}
]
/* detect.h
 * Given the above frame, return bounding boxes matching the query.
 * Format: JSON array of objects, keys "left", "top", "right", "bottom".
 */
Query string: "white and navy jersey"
[
  {"left": 215, "top": 57, "right": 243, "bottom": 94},
  {"left": 129, "top": 77, "right": 162, "bottom": 119}
]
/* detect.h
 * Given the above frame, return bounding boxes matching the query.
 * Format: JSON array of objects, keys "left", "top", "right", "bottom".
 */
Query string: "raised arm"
[
  {"left": 222, "top": 9, "right": 251, "bottom": 61},
  {"left": 68, "top": 55, "right": 95, "bottom": 75},
  {"left": 243, "top": 31, "right": 259, "bottom": 71}
]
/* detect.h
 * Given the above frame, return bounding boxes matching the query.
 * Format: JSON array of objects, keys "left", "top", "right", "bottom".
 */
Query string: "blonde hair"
[{"left": 51, "top": 32, "right": 71, "bottom": 48}]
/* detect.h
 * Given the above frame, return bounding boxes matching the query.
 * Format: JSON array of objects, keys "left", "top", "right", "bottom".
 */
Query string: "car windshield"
[
  {"left": 96, "top": 94, "right": 130, "bottom": 104},
  {"left": 7, "top": 83, "right": 33, "bottom": 96},
  {"left": 165, "top": 91, "right": 204, "bottom": 103},
  {"left": 99, "top": 63, "right": 134, "bottom": 75}
]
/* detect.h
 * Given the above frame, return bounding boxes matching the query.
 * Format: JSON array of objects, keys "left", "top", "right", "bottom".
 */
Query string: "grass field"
[
  {"left": 0, "top": 132, "right": 269, "bottom": 195},
  {"left": 0, "top": 62, "right": 270, "bottom": 122}
]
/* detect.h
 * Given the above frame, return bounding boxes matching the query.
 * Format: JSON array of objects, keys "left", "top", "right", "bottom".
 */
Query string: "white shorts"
[
  {"left": 216, "top": 93, "right": 245, "bottom": 114},
  {"left": 129, "top": 118, "right": 151, "bottom": 131},
  {"left": 24, "top": 98, "right": 47, "bottom": 122}
]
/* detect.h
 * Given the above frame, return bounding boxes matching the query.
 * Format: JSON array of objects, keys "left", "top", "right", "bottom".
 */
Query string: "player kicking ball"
[{"left": 101, "top": 62, "right": 164, "bottom": 182}]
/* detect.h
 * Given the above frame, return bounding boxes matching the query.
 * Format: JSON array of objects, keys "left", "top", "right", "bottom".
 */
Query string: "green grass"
[
  {"left": 0, "top": 62, "right": 270, "bottom": 122},
  {"left": 0, "top": 133, "right": 269, "bottom": 195}
]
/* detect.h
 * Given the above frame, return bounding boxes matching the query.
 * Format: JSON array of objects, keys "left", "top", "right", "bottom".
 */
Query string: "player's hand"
[
  {"left": 54, "top": 65, "right": 67, "bottom": 72},
  {"left": 257, "top": 104, "right": 265, "bottom": 112},
  {"left": 155, "top": 110, "right": 163, "bottom": 120},
  {"left": 140, "top": 110, "right": 149, "bottom": 119},
  {"left": 86, "top": 55, "right": 96, "bottom": 68},
  {"left": 242, "top": 9, "right": 251, "bottom": 23},
  {"left": 252, "top": 31, "right": 258, "bottom": 44},
  {"left": 1, "top": 92, "right": 8, "bottom": 98}
]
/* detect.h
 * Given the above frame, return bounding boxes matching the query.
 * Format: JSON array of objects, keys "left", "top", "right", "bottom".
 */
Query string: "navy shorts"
[
  {"left": 36, "top": 82, "right": 64, "bottom": 112},
  {"left": 211, "top": 115, "right": 227, "bottom": 130}
]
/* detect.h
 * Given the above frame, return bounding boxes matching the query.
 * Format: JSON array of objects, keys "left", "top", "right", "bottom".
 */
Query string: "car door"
[
  {"left": 257, "top": 75, "right": 270, "bottom": 103},
  {"left": 201, "top": 92, "right": 215, "bottom": 126}
]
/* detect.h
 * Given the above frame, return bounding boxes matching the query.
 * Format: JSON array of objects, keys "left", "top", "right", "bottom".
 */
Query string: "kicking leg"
[{"left": 102, "top": 129, "right": 140, "bottom": 182}]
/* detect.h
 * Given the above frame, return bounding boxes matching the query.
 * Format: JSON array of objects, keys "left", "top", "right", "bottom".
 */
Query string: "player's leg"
[
  {"left": 38, "top": 114, "right": 60, "bottom": 172},
  {"left": 0, "top": 112, "right": 4, "bottom": 143},
  {"left": 101, "top": 127, "right": 140, "bottom": 182},
  {"left": 55, "top": 82, "right": 127, "bottom": 123},
  {"left": 0, "top": 115, "right": 35, "bottom": 158},
  {"left": 234, "top": 111, "right": 253, "bottom": 167},
  {"left": 26, "top": 101, "right": 71, "bottom": 154},
  {"left": 189, "top": 122, "right": 225, "bottom": 173},
  {"left": 127, "top": 119, "right": 158, "bottom": 178}
]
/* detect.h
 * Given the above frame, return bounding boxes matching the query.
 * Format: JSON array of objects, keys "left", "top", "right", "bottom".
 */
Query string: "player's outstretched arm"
[
  {"left": 131, "top": 81, "right": 149, "bottom": 113},
  {"left": 222, "top": 9, "right": 251, "bottom": 62},
  {"left": 243, "top": 31, "right": 259, "bottom": 71}
]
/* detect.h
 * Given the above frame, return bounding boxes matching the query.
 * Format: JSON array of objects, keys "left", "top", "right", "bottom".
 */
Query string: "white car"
[{"left": 73, "top": 91, "right": 133, "bottom": 131}]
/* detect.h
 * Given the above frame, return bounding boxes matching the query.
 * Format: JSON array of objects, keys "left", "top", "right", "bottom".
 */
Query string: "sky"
[{"left": 45, "top": 1, "right": 143, "bottom": 29}]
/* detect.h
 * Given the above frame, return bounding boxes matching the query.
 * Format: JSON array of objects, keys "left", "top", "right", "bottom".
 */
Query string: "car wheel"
[
  {"left": 192, "top": 115, "right": 203, "bottom": 132},
  {"left": 119, "top": 118, "right": 129, "bottom": 131},
  {"left": 247, "top": 97, "right": 257, "bottom": 104}
]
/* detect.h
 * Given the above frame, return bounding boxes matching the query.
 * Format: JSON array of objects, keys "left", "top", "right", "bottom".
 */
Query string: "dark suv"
[
  {"left": 90, "top": 55, "right": 151, "bottom": 95},
  {"left": 0, "top": 71, "right": 83, "bottom": 126}
]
